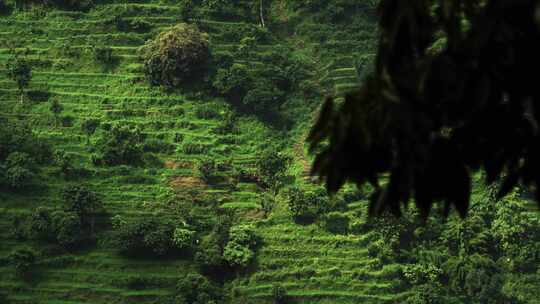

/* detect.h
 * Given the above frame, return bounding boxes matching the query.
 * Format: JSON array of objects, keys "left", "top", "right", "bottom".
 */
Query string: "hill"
[{"left": 0, "top": 1, "right": 539, "bottom": 304}]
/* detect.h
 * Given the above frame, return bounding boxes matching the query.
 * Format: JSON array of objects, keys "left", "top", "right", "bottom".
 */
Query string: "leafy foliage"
[
  {"left": 8, "top": 248, "right": 36, "bottom": 279},
  {"left": 114, "top": 217, "right": 178, "bottom": 256},
  {"left": 140, "top": 23, "right": 210, "bottom": 88},
  {"left": 62, "top": 185, "right": 103, "bottom": 231},
  {"left": 6, "top": 56, "right": 31, "bottom": 102},
  {"left": 255, "top": 148, "right": 291, "bottom": 190},
  {"left": 93, "top": 124, "right": 145, "bottom": 166},
  {"left": 174, "top": 273, "right": 222, "bottom": 304},
  {"left": 308, "top": 0, "right": 540, "bottom": 218}
]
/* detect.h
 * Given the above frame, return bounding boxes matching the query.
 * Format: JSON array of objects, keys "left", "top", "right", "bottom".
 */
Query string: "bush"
[
  {"left": 9, "top": 248, "right": 36, "bottom": 278},
  {"left": 256, "top": 148, "right": 291, "bottom": 190},
  {"left": 81, "top": 118, "right": 100, "bottom": 143},
  {"left": 113, "top": 16, "right": 152, "bottom": 33},
  {"left": 141, "top": 23, "right": 211, "bottom": 87},
  {"left": 286, "top": 187, "right": 326, "bottom": 223},
  {"left": 242, "top": 83, "right": 286, "bottom": 114},
  {"left": 1, "top": 152, "right": 37, "bottom": 189},
  {"left": 53, "top": 150, "right": 73, "bottom": 176},
  {"left": 62, "top": 185, "right": 103, "bottom": 233},
  {"left": 223, "top": 242, "right": 253, "bottom": 268},
  {"left": 115, "top": 217, "right": 176, "bottom": 256},
  {"left": 223, "top": 225, "right": 258, "bottom": 268},
  {"left": 6, "top": 56, "right": 32, "bottom": 103},
  {"left": 321, "top": 212, "right": 350, "bottom": 234},
  {"left": 94, "top": 124, "right": 145, "bottom": 166},
  {"left": 172, "top": 228, "right": 196, "bottom": 250},
  {"left": 213, "top": 64, "right": 252, "bottom": 103},
  {"left": 51, "top": 210, "right": 85, "bottom": 248},
  {"left": 198, "top": 157, "right": 216, "bottom": 181},
  {"left": 195, "top": 234, "right": 225, "bottom": 271},
  {"left": 175, "top": 273, "right": 221, "bottom": 304},
  {"left": 27, "top": 207, "right": 53, "bottom": 241},
  {"left": 181, "top": 142, "right": 210, "bottom": 155}
]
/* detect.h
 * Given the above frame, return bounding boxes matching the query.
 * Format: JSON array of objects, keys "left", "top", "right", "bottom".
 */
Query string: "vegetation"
[
  {"left": 6, "top": 56, "right": 31, "bottom": 103},
  {"left": 140, "top": 23, "right": 210, "bottom": 88},
  {"left": 0, "top": 1, "right": 538, "bottom": 304},
  {"left": 308, "top": 0, "right": 540, "bottom": 218}
]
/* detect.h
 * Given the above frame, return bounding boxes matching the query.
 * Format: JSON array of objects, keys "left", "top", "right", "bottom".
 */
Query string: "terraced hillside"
[
  {"left": 0, "top": 2, "right": 280, "bottom": 303},
  {"left": 0, "top": 1, "right": 396, "bottom": 303},
  {"left": 3, "top": 2, "right": 537, "bottom": 304}
]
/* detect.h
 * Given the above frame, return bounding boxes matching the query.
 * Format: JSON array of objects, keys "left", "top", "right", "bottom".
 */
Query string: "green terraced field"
[
  {"left": 0, "top": 1, "right": 383, "bottom": 303},
  {"left": 2, "top": 1, "right": 538, "bottom": 304}
]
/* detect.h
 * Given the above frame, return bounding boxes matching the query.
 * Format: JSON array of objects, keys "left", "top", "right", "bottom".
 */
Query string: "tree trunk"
[{"left": 259, "top": 0, "right": 266, "bottom": 27}]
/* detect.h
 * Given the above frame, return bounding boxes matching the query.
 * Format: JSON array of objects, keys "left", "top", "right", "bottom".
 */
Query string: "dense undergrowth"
[{"left": 0, "top": 1, "right": 539, "bottom": 304}]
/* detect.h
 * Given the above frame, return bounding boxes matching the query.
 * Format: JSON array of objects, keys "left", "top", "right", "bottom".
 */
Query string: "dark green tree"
[
  {"left": 61, "top": 185, "right": 103, "bottom": 234},
  {"left": 308, "top": 0, "right": 540, "bottom": 217},
  {"left": 6, "top": 57, "right": 31, "bottom": 103},
  {"left": 140, "top": 23, "right": 211, "bottom": 87},
  {"left": 81, "top": 118, "right": 100, "bottom": 144},
  {"left": 49, "top": 99, "right": 63, "bottom": 127},
  {"left": 8, "top": 248, "right": 36, "bottom": 279}
]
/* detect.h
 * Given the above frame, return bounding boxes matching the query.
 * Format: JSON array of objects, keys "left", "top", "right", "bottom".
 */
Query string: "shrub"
[
  {"left": 286, "top": 187, "right": 319, "bottom": 223},
  {"left": 53, "top": 150, "right": 73, "bottom": 176},
  {"left": 49, "top": 99, "right": 63, "bottom": 125},
  {"left": 256, "top": 148, "right": 291, "bottom": 190},
  {"left": 213, "top": 64, "right": 252, "bottom": 103},
  {"left": 6, "top": 56, "right": 32, "bottom": 103},
  {"left": 223, "top": 242, "right": 253, "bottom": 268},
  {"left": 27, "top": 207, "right": 53, "bottom": 241},
  {"left": 195, "top": 234, "right": 225, "bottom": 271},
  {"left": 115, "top": 217, "right": 176, "bottom": 256},
  {"left": 92, "top": 46, "right": 115, "bottom": 65},
  {"left": 140, "top": 23, "right": 211, "bottom": 87},
  {"left": 173, "top": 227, "right": 196, "bottom": 250},
  {"left": 242, "top": 84, "right": 285, "bottom": 114},
  {"left": 260, "top": 194, "right": 276, "bottom": 216},
  {"left": 198, "top": 157, "right": 216, "bottom": 181},
  {"left": 43, "top": 0, "right": 94, "bottom": 11},
  {"left": 113, "top": 16, "right": 152, "bottom": 33},
  {"left": 1, "top": 152, "right": 37, "bottom": 189},
  {"left": 321, "top": 212, "right": 350, "bottom": 234},
  {"left": 94, "top": 124, "right": 145, "bottom": 166},
  {"left": 175, "top": 273, "right": 221, "bottom": 304},
  {"left": 81, "top": 118, "right": 100, "bottom": 143},
  {"left": 60, "top": 115, "right": 74, "bottom": 128},
  {"left": 51, "top": 210, "right": 85, "bottom": 248},
  {"left": 9, "top": 248, "right": 36, "bottom": 278},
  {"left": 223, "top": 225, "right": 258, "bottom": 268}
]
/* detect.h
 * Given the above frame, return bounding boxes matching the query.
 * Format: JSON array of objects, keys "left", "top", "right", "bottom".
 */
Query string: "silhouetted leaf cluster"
[{"left": 309, "top": 0, "right": 540, "bottom": 218}]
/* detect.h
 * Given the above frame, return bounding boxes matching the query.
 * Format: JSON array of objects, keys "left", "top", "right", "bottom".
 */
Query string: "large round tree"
[{"left": 140, "top": 23, "right": 211, "bottom": 88}]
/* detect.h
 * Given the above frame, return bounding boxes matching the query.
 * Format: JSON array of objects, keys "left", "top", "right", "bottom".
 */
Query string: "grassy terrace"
[{"left": 0, "top": 1, "right": 397, "bottom": 303}]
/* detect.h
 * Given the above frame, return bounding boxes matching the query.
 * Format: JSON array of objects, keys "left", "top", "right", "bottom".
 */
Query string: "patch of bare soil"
[
  {"left": 164, "top": 160, "right": 193, "bottom": 169},
  {"left": 169, "top": 176, "right": 206, "bottom": 190}
]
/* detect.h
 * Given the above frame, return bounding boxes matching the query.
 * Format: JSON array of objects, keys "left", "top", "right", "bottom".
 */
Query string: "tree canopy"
[{"left": 308, "top": 0, "right": 540, "bottom": 218}]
